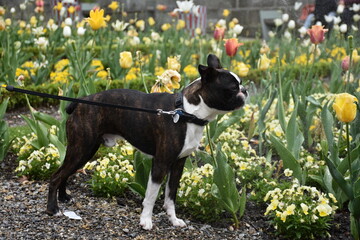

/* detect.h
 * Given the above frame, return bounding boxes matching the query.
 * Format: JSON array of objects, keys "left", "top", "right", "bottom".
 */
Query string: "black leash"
[{"left": 1, "top": 85, "right": 208, "bottom": 126}]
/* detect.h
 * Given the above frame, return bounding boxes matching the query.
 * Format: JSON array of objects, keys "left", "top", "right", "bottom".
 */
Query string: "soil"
[{"left": 0, "top": 107, "right": 353, "bottom": 239}]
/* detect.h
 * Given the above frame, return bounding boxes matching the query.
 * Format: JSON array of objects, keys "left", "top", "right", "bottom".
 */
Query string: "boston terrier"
[{"left": 46, "top": 54, "right": 248, "bottom": 230}]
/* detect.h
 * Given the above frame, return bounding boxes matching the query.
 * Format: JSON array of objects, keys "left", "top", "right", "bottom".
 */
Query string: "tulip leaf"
[
  {"left": 324, "top": 155, "right": 354, "bottom": 200},
  {"left": 321, "top": 103, "right": 340, "bottom": 164},
  {"left": 33, "top": 111, "right": 60, "bottom": 128},
  {"left": 269, "top": 133, "right": 303, "bottom": 184},
  {"left": 212, "top": 145, "right": 240, "bottom": 214},
  {"left": 286, "top": 101, "right": 304, "bottom": 159},
  {"left": 354, "top": 179, "right": 360, "bottom": 199}
]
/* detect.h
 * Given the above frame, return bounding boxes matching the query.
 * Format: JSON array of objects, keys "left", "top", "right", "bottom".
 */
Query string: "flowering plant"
[{"left": 264, "top": 180, "right": 338, "bottom": 239}]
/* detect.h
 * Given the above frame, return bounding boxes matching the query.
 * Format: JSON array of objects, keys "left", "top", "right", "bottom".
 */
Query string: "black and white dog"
[{"left": 46, "top": 54, "right": 247, "bottom": 230}]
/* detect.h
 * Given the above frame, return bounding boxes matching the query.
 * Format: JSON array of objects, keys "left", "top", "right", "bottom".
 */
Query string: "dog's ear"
[
  {"left": 198, "top": 64, "right": 218, "bottom": 83},
  {"left": 207, "top": 54, "right": 222, "bottom": 69}
]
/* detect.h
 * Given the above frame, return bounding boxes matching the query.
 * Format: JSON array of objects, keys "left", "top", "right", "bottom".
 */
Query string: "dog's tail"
[{"left": 65, "top": 102, "right": 78, "bottom": 114}]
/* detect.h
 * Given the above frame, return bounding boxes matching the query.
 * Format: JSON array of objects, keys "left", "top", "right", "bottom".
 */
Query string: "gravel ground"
[{"left": 1, "top": 106, "right": 353, "bottom": 239}]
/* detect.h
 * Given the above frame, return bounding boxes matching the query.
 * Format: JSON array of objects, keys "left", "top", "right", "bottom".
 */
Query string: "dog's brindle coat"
[{"left": 46, "top": 54, "right": 247, "bottom": 230}]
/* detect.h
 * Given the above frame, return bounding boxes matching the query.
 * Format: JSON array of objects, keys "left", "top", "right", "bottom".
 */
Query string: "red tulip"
[
  {"left": 224, "top": 38, "right": 243, "bottom": 57},
  {"left": 214, "top": 27, "right": 225, "bottom": 41},
  {"left": 307, "top": 25, "right": 328, "bottom": 45}
]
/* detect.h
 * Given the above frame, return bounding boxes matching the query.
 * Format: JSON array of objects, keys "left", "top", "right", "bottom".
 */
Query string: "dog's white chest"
[{"left": 178, "top": 123, "right": 204, "bottom": 158}]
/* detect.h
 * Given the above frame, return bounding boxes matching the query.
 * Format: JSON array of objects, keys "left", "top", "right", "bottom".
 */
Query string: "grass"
[{"left": 9, "top": 125, "right": 32, "bottom": 140}]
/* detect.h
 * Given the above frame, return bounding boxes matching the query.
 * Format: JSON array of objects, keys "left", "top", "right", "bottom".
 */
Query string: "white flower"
[
  {"left": 268, "top": 30, "right": 276, "bottom": 38},
  {"left": 20, "top": 3, "right": 26, "bottom": 10},
  {"left": 233, "top": 24, "right": 244, "bottom": 35},
  {"left": 284, "top": 30, "right": 292, "bottom": 40},
  {"left": 174, "top": 0, "right": 194, "bottom": 14},
  {"left": 354, "top": 14, "right": 360, "bottom": 22},
  {"left": 34, "top": 37, "right": 48, "bottom": 49},
  {"left": 284, "top": 168, "right": 293, "bottom": 177},
  {"left": 32, "top": 26, "right": 44, "bottom": 36},
  {"left": 60, "top": 7, "right": 66, "bottom": 17},
  {"left": 352, "top": 25, "right": 358, "bottom": 31},
  {"left": 48, "top": 23, "right": 58, "bottom": 31},
  {"left": 274, "top": 18, "right": 283, "bottom": 27},
  {"left": 337, "top": 4, "right": 345, "bottom": 14},
  {"left": 287, "top": 20, "right": 295, "bottom": 29},
  {"left": 129, "top": 36, "right": 140, "bottom": 46},
  {"left": 340, "top": 23, "right": 348, "bottom": 33},
  {"left": 352, "top": 4, "right": 360, "bottom": 12},
  {"left": 10, "top": 7, "right": 15, "bottom": 13},
  {"left": 294, "top": 2, "right": 303, "bottom": 11},
  {"left": 217, "top": 19, "right": 227, "bottom": 28},
  {"left": 112, "top": 20, "right": 129, "bottom": 32},
  {"left": 151, "top": 31, "right": 161, "bottom": 41},
  {"left": 298, "top": 26, "right": 307, "bottom": 37},
  {"left": 64, "top": 17, "right": 72, "bottom": 26},
  {"left": 333, "top": 16, "right": 342, "bottom": 25},
  {"left": 45, "top": 163, "right": 51, "bottom": 170},
  {"left": 282, "top": 13, "right": 289, "bottom": 22},
  {"left": 192, "top": 5, "right": 200, "bottom": 17},
  {"left": 63, "top": 26, "right": 72, "bottom": 38},
  {"left": 77, "top": 26, "right": 86, "bottom": 36},
  {"left": 324, "top": 14, "right": 334, "bottom": 23}
]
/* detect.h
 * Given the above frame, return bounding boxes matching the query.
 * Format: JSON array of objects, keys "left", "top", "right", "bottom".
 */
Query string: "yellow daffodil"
[
  {"left": 148, "top": 17, "right": 156, "bottom": 26},
  {"left": 86, "top": 9, "right": 107, "bottom": 30},
  {"left": 108, "top": 1, "right": 119, "bottom": 11},
  {"left": 119, "top": 51, "right": 133, "bottom": 69},
  {"left": 333, "top": 93, "right": 358, "bottom": 123},
  {"left": 223, "top": 9, "right": 230, "bottom": 17}
]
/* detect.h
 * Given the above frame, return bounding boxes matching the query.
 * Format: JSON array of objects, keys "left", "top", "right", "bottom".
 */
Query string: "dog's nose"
[{"left": 240, "top": 86, "right": 248, "bottom": 97}]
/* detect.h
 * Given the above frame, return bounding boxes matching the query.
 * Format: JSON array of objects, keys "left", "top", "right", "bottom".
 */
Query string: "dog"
[{"left": 46, "top": 54, "right": 248, "bottom": 230}]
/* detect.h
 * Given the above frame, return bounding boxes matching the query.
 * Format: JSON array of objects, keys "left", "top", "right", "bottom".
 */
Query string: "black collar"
[{"left": 174, "top": 92, "right": 209, "bottom": 126}]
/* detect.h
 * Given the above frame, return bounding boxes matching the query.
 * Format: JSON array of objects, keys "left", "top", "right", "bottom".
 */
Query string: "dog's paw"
[
  {"left": 140, "top": 216, "right": 153, "bottom": 230},
  {"left": 170, "top": 217, "right": 186, "bottom": 228},
  {"left": 58, "top": 193, "right": 72, "bottom": 203}
]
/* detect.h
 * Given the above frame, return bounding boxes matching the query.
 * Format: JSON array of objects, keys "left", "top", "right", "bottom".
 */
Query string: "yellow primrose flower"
[
  {"left": 167, "top": 56, "right": 181, "bottom": 72},
  {"left": 333, "top": 93, "right": 358, "bottom": 123},
  {"left": 316, "top": 203, "right": 332, "bottom": 217},
  {"left": 257, "top": 54, "right": 271, "bottom": 71},
  {"left": 86, "top": 9, "right": 107, "bottom": 30},
  {"left": 300, "top": 203, "right": 309, "bottom": 215},
  {"left": 108, "top": 1, "right": 119, "bottom": 11},
  {"left": 119, "top": 51, "right": 133, "bottom": 69}
]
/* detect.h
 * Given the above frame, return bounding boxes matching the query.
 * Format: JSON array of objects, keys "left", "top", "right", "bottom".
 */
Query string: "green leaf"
[
  {"left": 354, "top": 179, "right": 360, "bottom": 199},
  {"left": 324, "top": 155, "right": 354, "bottom": 200},
  {"left": 212, "top": 110, "right": 244, "bottom": 142},
  {"left": 286, "top": 101, "right": 304, "bottom": 159},
  {"left": 212, "top": 145, "right": 240, "bottom": 214},
  {"left": 269, "top": 134, "right": 303, "bottom": 184},
  {"left": 48, "top": 134, "right": 66, "bottom": 163},
  {"left": 33, "top": 111, "right": 60, "bottom": 127},
  {"left": 0, "top": 98, "right": 9, "bottom": 118},
  {"left": 130, "top": 151, "right": 152, "bottom": 198},
  {"left": 321, "top": 103, "right": 340, "bottom": 164},
  {"left": 239, "top": 189, "right": 246, "bottom": 218}
]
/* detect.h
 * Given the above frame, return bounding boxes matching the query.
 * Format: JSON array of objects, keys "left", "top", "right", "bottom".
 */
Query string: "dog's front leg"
[
  {"left": 163, "top": 157, "right": 187, "bottom": 228},
  {"left": 140, "top": 173, "right": 161, "bottom": 230}
]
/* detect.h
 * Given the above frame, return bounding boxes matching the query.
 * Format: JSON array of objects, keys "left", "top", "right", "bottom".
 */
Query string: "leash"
[{"left": 1, "top": 84, "right": 208, "bottom": 126}]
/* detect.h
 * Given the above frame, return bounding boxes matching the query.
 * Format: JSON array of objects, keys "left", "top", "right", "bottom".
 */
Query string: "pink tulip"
[
  {"left": 214, "top": 27, "right": 225, "bottom": 41},
  {"left": 307, "top": 25, "right": 328, "bottom": 45},
  {"left": 341, "top": 56, "right": 350, "bottom": 71}
]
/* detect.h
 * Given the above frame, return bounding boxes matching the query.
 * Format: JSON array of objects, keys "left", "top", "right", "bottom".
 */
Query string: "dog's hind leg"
[
  {"left": 163, "top": 157, "right": 187, "bottom": 227},
  {"left": 46, "top": 139, "right": 100, "bottom": 215}
]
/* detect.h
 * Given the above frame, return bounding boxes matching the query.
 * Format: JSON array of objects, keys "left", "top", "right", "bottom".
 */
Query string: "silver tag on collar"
[{"left": 173, "top": 113, "right": 180, "bottom": 123}]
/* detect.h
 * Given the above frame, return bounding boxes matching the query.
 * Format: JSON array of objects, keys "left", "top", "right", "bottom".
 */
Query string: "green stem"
[
  {"left": 232, "top": 212, "right": 239, "bottom": 229},
  {"left": 346, "top": 35, "right": 354, "bottom": 93},
  {"left": 346, "top": 123, "right": 353, "bottom": 184},
  {"left": 206, "top": 124, "right": 216, "bottom": 166}
]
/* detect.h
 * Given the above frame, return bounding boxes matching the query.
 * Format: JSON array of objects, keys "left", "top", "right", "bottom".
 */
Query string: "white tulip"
[
  {"left": 20, "top": 3, "right": 26, "bottom": 10},
  {"left": 324, "top": 14, "right": 334, "bottom": 23},
  {"left": 268, "top": 30, "right": 276, "bottom": 38},
  {"left": 352, "top": 25, "right": 359, "bottom": 31},
  {"left": 64, "top": 17, "right": 72, "bottom": 26},
  {"left": 10, "top": 7, "right": 15, "bottom": 13},
  {"left": 63, "top": 26, "right": 72, "bottom": 37},
  {"left": 282, "top": 13, "right": 289, "bottom": 22},
  {"left": 298, "top": 26, "right": 307, "bottom": 37},
  {"left": 77, "top": 26, "right": 86, "bottom": 36},
  {"left": 274, "top": 18, "right": 283, "bottom": 27},
  {"left": 333, "top": 16, "right": 342, "bottom": 25},
  {"left": 233, "top": 24, "right": 244, "bottom": 35},
  {"left": 339, "top": 23, "right": 347, "bottom": 33},
  {"left": 284, "top": 30, "right": 292, "bottom": 40},
  {"left": 288, "top": 20, "right": 295, "bottom": 29},
  {"left": 35, "top": 37, "right": 48, "bottom": 49},
  {"left": 352, "top": 4, "right": 360, "bottom": 12},
  {"left": 337, "top": 4, "right": 345, "bottom": 14},
  {"left": 354, "top": 14, "right": 360, "bottom": 22},
  {"left": 294, "top": 2, "right": 303, "bottom": 11}
]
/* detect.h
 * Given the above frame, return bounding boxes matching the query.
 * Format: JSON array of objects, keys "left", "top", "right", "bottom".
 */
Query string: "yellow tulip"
[
  {"left": 176, "top": 19, "right": 186, "bottom": 30},
  {"left": 119, "top": 51, "right": 133, "bottom": 69},
  {"left": 108, "top": 1, "right": 119, "bottom": 11},
  {"left": 353, "top": 49, "right": 360, "bottom": 63},
  {"left": 161, "top": 23, "right": 171, "bottom": 31},
  {"left": 223, "top": 9, "right": 230, "bottom": 17},
  {"left": 86, "top": 9, "right": 107, "bottom": 30},
  {"left": 68, "top": 6, "right": 75, "bottom": 14},
  {"left": 333, "top": 93, "right": 358, "bottom": 123},
  {"left": 257, "top": 54, "right": 271, "bottom": 71},
  {"left": 53, "top": 2, "right": 62, "bottom": 11},
  {"left": 236, "top": 62, "right": 250, "bottom": 77},
  {"left": 148, "top": 17, "right": 156, "bottom": 26}
]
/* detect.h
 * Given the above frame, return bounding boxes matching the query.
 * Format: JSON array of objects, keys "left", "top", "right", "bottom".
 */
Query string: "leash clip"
[{"left": 157, "top": 109, "right": 183, "bottom": 123}]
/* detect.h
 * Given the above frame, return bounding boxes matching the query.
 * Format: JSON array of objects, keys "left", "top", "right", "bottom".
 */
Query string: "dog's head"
[{"left": 188, "top": 54, "right": 247, "bottom": 112}]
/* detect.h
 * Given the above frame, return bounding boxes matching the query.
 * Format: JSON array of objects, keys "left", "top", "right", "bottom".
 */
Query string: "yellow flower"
[
  {"left": 148, "top": 17, "right": 156, "bottom": 26},
  {"left": 316, "top": 203, "right": 332, "bottom": 217},
  {"left": 167, "top": 56, "right": 181, "bottom": 72},
  {"left": 119, "top": 51, "right": 133, "bottom": 69},
  {"left": 68, "top": 6, "right": 75, "bottom": 14},
  {"left": 300, "top": 203, "right": 309, "bottom": 215},
  {"left": 257, "top": 54, "right": 271, "bottom": 71},
  {"left": 135, "top": 20, "right": 145, "bottom": 31},
  {"left": 333, "top": 93, "right": 358, "bottom": 123},
  {"left": 54, "top": 2, "right": 62, "bottom": 11},
  {"left": 353, "top": 49, "right": 360, "bottom": 63},
  {"left": 176, "top": 19, "right": 186, "bottom": 30},
  {"left": 86, "top": 9, "right": 107, "bottom": 30},
  {"left": 223, "top": 9, "right": 230, "bottom": 17},
  {"left": 108, "top": 1, "right": 119, "bottom": 11},
  {"left": 183, "top": 64, "right": 198, "bottom": 79},
  {"left": 5, "top": 18, "right": 11, "bottom": 26},
  {"left": 30, "top": 16, "right": 38, "bottom": 26},
  {"left": 161, "top": 23, "right": 171, "bottom": 31},
  {"left": 232, "top": 61, "right": 249, "bottom": 77}
]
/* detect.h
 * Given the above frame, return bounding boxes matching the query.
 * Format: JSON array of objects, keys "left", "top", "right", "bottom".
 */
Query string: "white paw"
[
  {"left": 140, "top": 216, "right": 153, "bottom": 230},
  {"left": 170, "top": 217, "right": 187, "bottom": 228}
]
